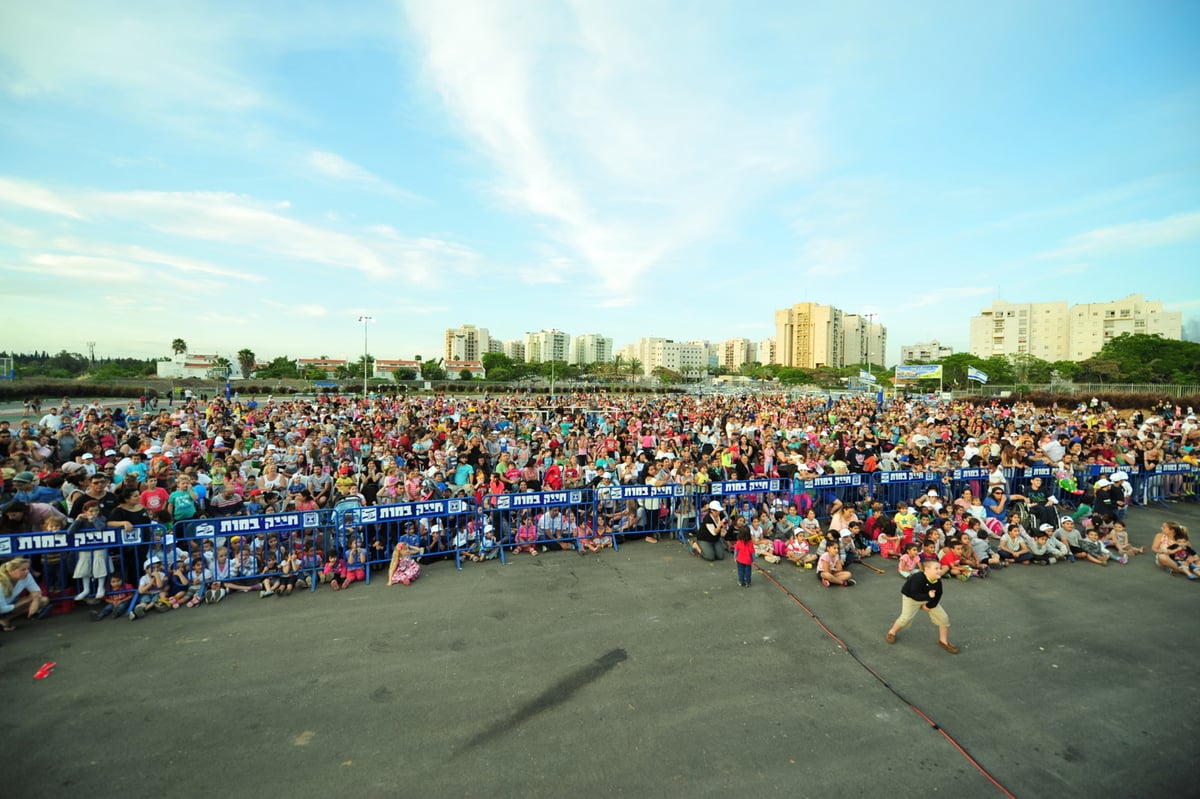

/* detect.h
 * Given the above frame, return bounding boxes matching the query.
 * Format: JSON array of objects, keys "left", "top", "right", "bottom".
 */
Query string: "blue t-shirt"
[{"left": 0, "top": 573, "right": 39, "bottom": 613}]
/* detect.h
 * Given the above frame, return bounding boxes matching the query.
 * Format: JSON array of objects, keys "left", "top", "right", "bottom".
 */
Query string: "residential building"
[
  {"left": 720, "top": 338, "right": 757, "bottom": 370},
  {"left": 525, "top": 329, "right": 571, "bottom": 363},
  {"left": 774, "top": 303, "right": 844, "bottom": 369},
  {"left": 296, "top": 358, "right": 348, "bottom": 378},
  {"left": 1067, "top": 294, "right": 1182, "bottom": 360},
  {"left": 900, "top": 340, "right": 954, "bottom": 363},
  {"left": 842, "top": 315, "right": 887, "bottom": 368},
  {"left": 156, "top": 353, "right": 230, "bottom": 379},
  {"left": 444, "top": 325, "right": 491, "bottom": 362},
  {"left": 757, "top": 337, "right": 777, "bottom": 365},
  {"left": 687, "top": 340, "right": 720, "bottom": 371},
  {"left": 649, "top": 339, "right": 705, "bottom": 377},
  {"left": 373, "top": 359, "right": 421, "bottom": 379},
  {"left": 445, "top": 360, "right": 487, "bottom": 380},
  {"left": 968, "top": 301, "right": 1071, "bottom": 361},
  {"left": 503, "top": 340, "right": 526, "bottom": 361},
  {"left": 571, "top": 334, "right": 613, "bottom": 366}
]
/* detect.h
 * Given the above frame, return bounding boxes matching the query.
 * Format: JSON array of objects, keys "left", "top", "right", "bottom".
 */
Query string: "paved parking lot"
[{"left": 6, "top": 502, "right": 1198, "bottom": 798}]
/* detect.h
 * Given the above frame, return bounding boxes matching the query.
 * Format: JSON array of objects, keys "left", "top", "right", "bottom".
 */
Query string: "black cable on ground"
[{"left": 754, "top": 563, "right": 1019, "bottom": 799}]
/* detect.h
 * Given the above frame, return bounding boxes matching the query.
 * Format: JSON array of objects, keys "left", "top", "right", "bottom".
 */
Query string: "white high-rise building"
[
  {"left": 571, "top": 334, "right": 613, "bottom": 366},
  {"left": 445, "top": 325, "right": 491, "bottom": 362},
  {"left": 1067, "top": 294, "right": 1182, "bottom": 360},
  {"left": 900, "top": 340, "right": 954, "bottom": 363},
  {"left": 842, "top": 314, "right": 887, "bottom": 369},
  {"left": 968, "top": 301, "right": 1071, "bottom": 361},
  {"left": 525, "top": 329, "right": 571, "bottom": 363}
]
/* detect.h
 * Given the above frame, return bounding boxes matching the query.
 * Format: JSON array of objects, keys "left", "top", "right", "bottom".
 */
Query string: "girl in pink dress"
[{"left": 388, "top": 542, "right": 421, "bottom": 586}]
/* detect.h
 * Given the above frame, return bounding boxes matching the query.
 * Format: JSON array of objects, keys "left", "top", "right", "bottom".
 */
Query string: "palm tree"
[
  {"left": 237, "top": 348, "right": 256, "bottom": 379},
  {"left": 171, "top": 338, "right": 187, "bottom": 356},
  {"left": 627, "top": 358, "right": 643, "bottom": 381},
  {"left": 610, "top": 355, "right": 625, "bottom": 381}
]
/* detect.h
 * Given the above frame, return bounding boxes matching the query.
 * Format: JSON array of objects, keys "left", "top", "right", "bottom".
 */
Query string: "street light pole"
[{"left": 358, "top": 315, "right": 373, "bottom": 399}]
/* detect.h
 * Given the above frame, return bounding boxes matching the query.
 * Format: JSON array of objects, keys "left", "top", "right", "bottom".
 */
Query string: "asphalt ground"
[{"left": 5, "top": 502, "right": 1199, "bottom": 799}]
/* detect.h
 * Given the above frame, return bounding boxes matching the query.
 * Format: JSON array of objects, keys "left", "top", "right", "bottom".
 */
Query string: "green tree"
[
  {"left": 237, "top": 349, "right": 256, "bottom": 379},
  {"left": 211, "top": 356, "right": 232, "bottom": 378},
  {"left": 392, "top": 368, "right": 417, "bottom": 381},
  {"left": 627, "top": 358, "right": 643, "bottom": 380},
  {"left": 421, "top": 359, "right": 446, "bottom": 381},
  {"left": 256, "top": 356, "right": 300, "bottom": 379},
  {"left": 482, "top": 352, "right": 514, "bottom": 373},
  {"left": 459, "top": 369, "right": 475, "bottom": 381},
  {"left": 171, "top": 338, "right": 187, "bottom": 356}
]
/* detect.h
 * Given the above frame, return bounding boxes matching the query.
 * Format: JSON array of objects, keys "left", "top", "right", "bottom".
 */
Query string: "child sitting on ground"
[
  {"left": 324, "top": 551, "right": 349, "bottom": 590},
  {"left": 129, "top": 559, "right": 169, "bottom": 619},
  {"left": 801, "top": 508, "right": 822, "bottom": 544},
  {"left": 259, "top": 554, "right": 283, "bottom": 597},
  {"left": 1028, "top": 527, "right": 1058, "bottom": 565},
  {"left": 513, "top": 512, "right": 538, "bottom": 556},
  {"left": 897, "top": 542, "right": 921, "bottom": 577},
  {"left": 388, "top": 542, "right": 421, "bottom": 585},
  {"left": 343, "top": 538, "right": 368, "bottom": 588},
  {"left": 1105, "top": 519, "right": 1144, "bottom": 558},
  {"left": 1079, "top": 526, "right": 1121, "bottom": 566},
  {"left": 90, "top": 574, "right": 135, "bottom": 620},
  {"left": 939, "top": 541, "right": 974, "bottom": 581},
  {"left": 785, "top": 530, "right": 817, "bottom": 568}
]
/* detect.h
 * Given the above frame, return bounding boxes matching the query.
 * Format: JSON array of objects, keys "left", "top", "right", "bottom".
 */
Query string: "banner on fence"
[
  {"left": 187, "top": 511, "right": 324, "bottom": 537},
  {"left": 358, "top": 499, "right": 471, "bottom": 521},
  {"left": 895, "top": 365, "right": 943, "bottom": 380},
  {"left": 709, "top": 479, "right": 786, "bottom": 495},
  {"left": 0, "top": 527, "right": 142, "bottom": 557},
  {"left": 493, "top": 490, "right": 586, "bottom": 510}
]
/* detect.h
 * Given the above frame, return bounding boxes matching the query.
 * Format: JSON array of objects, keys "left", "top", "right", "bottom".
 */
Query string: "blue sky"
[{"left": 1, "top": 0, "right": 1197, "bottom": 365}]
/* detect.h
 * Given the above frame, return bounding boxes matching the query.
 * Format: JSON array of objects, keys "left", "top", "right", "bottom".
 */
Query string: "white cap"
[
  {"left": 839, "top": 529, "right": 853, "bottom": 538},
  {"left": 707, "top": 501, "right": 723, "bottom": 511},
  {"left": 81, "top": 453, "right": 94, "bottom": 459},
  {"left": 1039, "top": 523, "right": 1054, "bottom": 532},
  {"left": 927, "top": 490, "right": 939, "bottom": 497},
  {"left": 104, "top": 449, "right": 117, "bottom": 456},
  {"left": 1095, "top": 478, "right": 1110, "bottom": 488},
  {"left": 1110, "top": 471, "right": 1128, "bottom": 481}
]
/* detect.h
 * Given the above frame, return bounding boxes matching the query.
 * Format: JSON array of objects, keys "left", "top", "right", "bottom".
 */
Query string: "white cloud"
[
  {"left": 402, "top": 0, "right": 822, "bottom": 298},
  {"left": 1041, "top": 211, "right": 1200, "bottom": 259},
  {"left": 0, "top": 176, "right": 84, "bottom": 218},
  {"left": 306, "top": 151, "right": 423, "bottom": 200}
]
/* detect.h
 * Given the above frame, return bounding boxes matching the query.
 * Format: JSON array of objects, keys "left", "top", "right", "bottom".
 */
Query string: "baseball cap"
[
  {"left": 1039, "top": 523, "right": 1054, "bottom": 532},
  {"left": 12, "top": 471, "right": 35, "bottom": 484},
  {"left": 707, "top": 501, "right": 723, "bottom": 511}
]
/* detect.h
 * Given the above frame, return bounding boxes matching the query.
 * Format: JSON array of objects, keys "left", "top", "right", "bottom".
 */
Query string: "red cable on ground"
[{"left": 753, "top": 563, "right": 1019, "bottom": 799}]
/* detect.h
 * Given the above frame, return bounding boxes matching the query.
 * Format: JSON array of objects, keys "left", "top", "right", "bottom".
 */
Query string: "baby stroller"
[{"left": 330, "top": 494, "right": 365, "bottom": 554}]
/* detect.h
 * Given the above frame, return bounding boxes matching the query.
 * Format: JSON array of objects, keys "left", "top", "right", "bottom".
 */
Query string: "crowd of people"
[{"left": 0, "top": 389, "right": 1197, "bottom": 634}]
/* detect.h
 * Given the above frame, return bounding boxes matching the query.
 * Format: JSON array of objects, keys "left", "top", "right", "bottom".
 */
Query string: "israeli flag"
[
  {"left": 967, "top": 366, "right": 989, "bottom": 384},
  {"left": 859, "top": 369, "right": 876, "bottom": 383}
]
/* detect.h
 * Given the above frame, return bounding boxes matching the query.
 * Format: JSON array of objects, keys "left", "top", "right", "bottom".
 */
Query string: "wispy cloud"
[
  {"left": 402, "top": 1, "right": 822, "bottom": 299},
  {"left": 0, "top": 176, "right": 84, "bottom": 218},
  {"left": 305, "top": 150, "right": 423, "bottom": 200},
  {"left": 798, "top": 237, "right": 860, "bottom": 277},
  {"left": 0, "top": 177, "right": 480, "bottom": 286},
  {"left": 1040, "top": 211, "right": 1200, "bottom": 259}
]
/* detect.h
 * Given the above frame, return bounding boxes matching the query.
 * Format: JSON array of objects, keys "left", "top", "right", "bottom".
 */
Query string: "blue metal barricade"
[
  {"left": 491, "top": 488, "right": 593, "bottom": 558},
  {"left": 353, "top": 496, "right": 479, "bottom": 572},
  {"left": 875, "top": 471, "right": 942, "bottom": 513}
]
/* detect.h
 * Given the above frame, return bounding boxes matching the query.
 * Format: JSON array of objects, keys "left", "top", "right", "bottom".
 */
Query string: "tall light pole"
[{"left": 358, "top": 315, "right": 373, "bottom": 398}]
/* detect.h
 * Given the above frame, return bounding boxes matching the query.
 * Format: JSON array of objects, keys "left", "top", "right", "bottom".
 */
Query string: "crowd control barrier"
[{"left": 8, "top": 463, "right": 1194, "bottom": 614}]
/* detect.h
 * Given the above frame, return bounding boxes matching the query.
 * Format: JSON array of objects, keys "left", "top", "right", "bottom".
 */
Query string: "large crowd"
[{"left": 1, "top": 390, "right": 1197, "bottom": 632}]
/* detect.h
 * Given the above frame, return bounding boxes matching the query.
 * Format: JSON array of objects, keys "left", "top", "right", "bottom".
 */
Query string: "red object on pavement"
[{"left": 33, "top": 662, "right": 56, "bottom": 680}]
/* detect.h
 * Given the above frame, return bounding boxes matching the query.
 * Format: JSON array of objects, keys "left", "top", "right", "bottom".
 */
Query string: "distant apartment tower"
[
  {"left": 969, "top": 301, "right": 1071, "bottom": 361},
  {"left": 774, "top": 303, "right": 844, "bottom": 369},
  {"left": 757, "top": 338, "right": 777, "bottom": 365},
  {"left": 691, "top": 340, "right": 721, "bottom": 370},
  {"left": 445, "top": 324, "right": 491, "bottom": 361},
  {"left": 721, "top": 338, "right": 757, "bottom": 370},
  {"left": 571, "top": 334, "right": 613, "bottom": 366},
  {"left": 503, "top": 340, "right": 526, "bottom": 361},
  {"left": 525, "top": 329, "right": 571, "bottom": 363},
  {"left": 842, "top": 315, "right": 887, "bottom": 368},
  {"left": 1068, "top": 294, "right": 1182, "bottom": 360},
  {"left": 650, "top": 339, "right": 706, "bottom": 377},
  {"left": 900, "top": 340, "right": 954, "bottom": 364}
]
